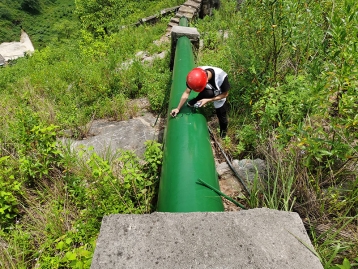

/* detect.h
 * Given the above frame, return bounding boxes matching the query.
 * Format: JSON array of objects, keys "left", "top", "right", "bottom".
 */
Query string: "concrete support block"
[
  {"left": 183, "top": 0, "right": 201, "bottom": 11},
  {"left": 170, "top": 26, "right": 200, "bottom": 70},
  {"left": 170, "top": 17, "right": 180, "bottom": 24},
  {"left": 91, "top": 209, "right": 324, "bottom": 269},
  {"left": 178, "top": 5, "right": 198, "bottom": 16},
  {"left": 160, "top": 6, "right": 180, "bottom": 15},
  {"left": 140, "top": 15, "right": 158, "bottom": 24},
  {"left": 175, "top": 11, "right": 195, "bottom": 20}
]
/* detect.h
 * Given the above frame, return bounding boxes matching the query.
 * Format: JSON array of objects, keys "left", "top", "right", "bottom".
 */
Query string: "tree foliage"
[
  {"left": 75, "top": 0, "right": 182, "bottom": 35},
  {"left": 21, "top": 0, "right": 43, "bottom": 13}
]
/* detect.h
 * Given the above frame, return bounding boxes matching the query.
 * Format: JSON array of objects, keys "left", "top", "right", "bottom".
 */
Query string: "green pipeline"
[{"left": 156, "top": 32, "right": 224, "bottom": 212}]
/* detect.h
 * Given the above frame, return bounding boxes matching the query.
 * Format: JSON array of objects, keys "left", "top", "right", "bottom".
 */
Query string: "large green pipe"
[{"left": 156, "top": 20, "right": 224, "bottom": 212}]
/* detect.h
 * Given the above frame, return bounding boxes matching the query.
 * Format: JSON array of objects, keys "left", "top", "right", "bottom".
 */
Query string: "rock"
[
  {"left": 216, "top": 159, "right": 266, "bottom": 205},
  {"left": 216, "top": 161, "right": 231, "bottom": 176},
  {"left": 232, "top": 158, "right": 266, "bottom": 186}
]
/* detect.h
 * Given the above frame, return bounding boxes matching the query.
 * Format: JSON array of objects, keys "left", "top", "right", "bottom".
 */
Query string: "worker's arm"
[
  {"left": 199, "top": 91, "right": 229, "bottom": 107},
  {"left": 170, "top": 88, "right": 191, "bottom": 117}
]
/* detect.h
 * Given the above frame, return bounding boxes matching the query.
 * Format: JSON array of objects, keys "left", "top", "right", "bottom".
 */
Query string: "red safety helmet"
[{"left": 186, "top": 68, "right": 207, "bottom": 92}]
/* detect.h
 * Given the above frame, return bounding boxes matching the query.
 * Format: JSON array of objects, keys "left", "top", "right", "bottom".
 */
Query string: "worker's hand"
[
  {"left": 198, "top": 99, "right": 210, "bottom": 107},
  {"left": 170, "top": 108, "right": 179, "bottom": 117}
]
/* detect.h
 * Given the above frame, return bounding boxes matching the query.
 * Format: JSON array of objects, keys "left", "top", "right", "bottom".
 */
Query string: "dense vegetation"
[{"left": 0, "top": 0, "right": 357, "bottom": 268}]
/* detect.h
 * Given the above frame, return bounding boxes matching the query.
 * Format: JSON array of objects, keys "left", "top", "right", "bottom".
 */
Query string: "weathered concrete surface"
[
  {"left": 0, "top": 30, "right": 35, "bottom": 61},
  {"left": 91, "top": 208, "right": 323, "bottom": 269},
  {"left": 67, "top": 112, "right": 161, "bottom": 158},
  {"left": 170, "top": 26, "right": 200, "bottom": 69}
]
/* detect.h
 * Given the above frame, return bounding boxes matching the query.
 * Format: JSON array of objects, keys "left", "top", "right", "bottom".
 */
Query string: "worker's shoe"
[
  {"left": 187, "top": 101, "right": 195, "bottom": 107},
  {"left": 220, "top": 129, "right": 227, "bottom": 138}
]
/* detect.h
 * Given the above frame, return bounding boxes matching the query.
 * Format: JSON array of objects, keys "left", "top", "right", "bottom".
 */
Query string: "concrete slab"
[
  {"left": 175, "top": 12, "right": 195, "bottom": 20},
  {"left": 170, "top": 26, "right": 200, "bottom": 69},
  {"left": 160, "top": 6, "right": 180, "bottom": 15},
  {"left": 179, "top": 5, "right": 198, "bottom": 14},
  {"left": 170, "top": 17, "right": 180, "bottom": 24},
  {"left": 0, "top": 30, "right": 34, "bottom": 61},
  {"left": 63, "top": 111, "right": 160, "bottom": 158},
  {"left": 91, "top": 208, "right": 323, "bottom": 269},
  {"left": 183, "top": 0, "right": 201, "bottom": 10}
]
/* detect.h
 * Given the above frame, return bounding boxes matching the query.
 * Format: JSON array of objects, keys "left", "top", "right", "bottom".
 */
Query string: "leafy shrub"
[
  {"left": 235, "top": 124, "right": 258, "bottom": 155},
  {"left": 79, "top": 142, "right": 162, "bottom": 219},
  {"left": 0, "top": 156, "right": 21, "bottom": 228},
  {"left": 0, "top": 6, "right": 14, "bottom": 20},
  {"left": 18, "top": 124, "right": 61, "bottom": 184},
  {"left": 42, "top": 236, "right": 94, "bottom": 269}
]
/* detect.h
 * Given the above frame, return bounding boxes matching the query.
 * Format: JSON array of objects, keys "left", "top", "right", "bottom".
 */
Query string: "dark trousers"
[{"left": 216, "top": 102, "right": 228, "bottom": 138}]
